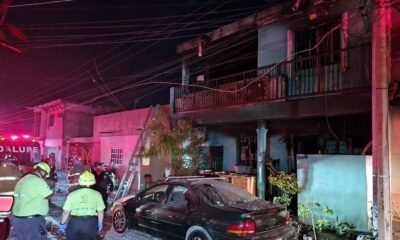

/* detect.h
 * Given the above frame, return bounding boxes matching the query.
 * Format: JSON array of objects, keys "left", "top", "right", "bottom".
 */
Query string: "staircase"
[{"left": 112, "top": 105, "right": 160, "bottom": 203}]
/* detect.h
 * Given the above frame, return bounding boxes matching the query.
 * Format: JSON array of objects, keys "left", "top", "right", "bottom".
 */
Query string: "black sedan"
[{"left": 111, "top": 178, "right": 295, "bottom": 240}]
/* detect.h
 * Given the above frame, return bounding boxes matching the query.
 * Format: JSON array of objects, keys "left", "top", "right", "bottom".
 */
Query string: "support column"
[
  {"left": 371, "top": 0, "right": 392, "bottom": 238},
  {"left": 257, "top": 121, "right": 267, "bottom": 200}
]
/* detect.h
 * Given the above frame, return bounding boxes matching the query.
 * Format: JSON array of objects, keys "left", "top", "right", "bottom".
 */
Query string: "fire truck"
[
  {"left": 0, "top": 135, "right": 41, "bottom": 239},
  {"left": 0, "top": 135, "right": 40, "bottom": 167}
]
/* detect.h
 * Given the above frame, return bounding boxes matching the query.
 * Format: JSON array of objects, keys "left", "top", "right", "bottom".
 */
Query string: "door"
[
  {"left": 156, "top": 185, "right": 190, "bottom": 239},
  {"left": 135, "top": 184, "right": 169, "bottom": 232},
  {"left": 209, "top": 146, "right": 223, "bottom": 171}
]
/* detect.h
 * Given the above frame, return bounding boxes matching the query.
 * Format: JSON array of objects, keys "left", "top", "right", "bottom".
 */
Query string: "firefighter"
[
  {"left": 0, "top": 153, "right": 23, "bottom": 195},
  {"left": 92, "top": 162, "right": 114, "bottom": 211},
  {"left": 67, "top": 158, "right": 88, "bottom": 192},
  {"left": 59, "top": 170, "right": 105, "bottom": 240},
  {"left": 12, "top": 162, "right": 53, "bottom": 240}
]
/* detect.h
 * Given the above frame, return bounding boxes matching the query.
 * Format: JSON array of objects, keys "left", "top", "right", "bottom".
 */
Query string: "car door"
[
  {"left": 135, "top": 184, "right": 169, "bottom": 232},
  {"left": 156, "top": 185, "right": 190, "bottom": 239}
]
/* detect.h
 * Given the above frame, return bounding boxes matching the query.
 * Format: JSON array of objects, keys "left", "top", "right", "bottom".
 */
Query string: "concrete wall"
[
  {"left": 94, "top": 107, "right": 151, "bottom": 137},
  {"left": 64, "top": 111, "right": 93, "bottom": 139},
  {"left": 258, "top": 23, "right": 288, "bottom": 67},
  {"left": 45, "top": 112, "right": 63, "bottom": 139},
  {"left": 391, "top": 108, "right": 400, "bottom": 195},
  {"left": 297, "top": 154, "right": 372, "bottom": 231},
  {"left": 207, "top": 130, "right": 237, "bottom": 172}
]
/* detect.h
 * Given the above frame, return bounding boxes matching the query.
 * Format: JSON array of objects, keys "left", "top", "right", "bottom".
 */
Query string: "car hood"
[{"left": 111, "top": 195, "right": 136, "bottom": 210}]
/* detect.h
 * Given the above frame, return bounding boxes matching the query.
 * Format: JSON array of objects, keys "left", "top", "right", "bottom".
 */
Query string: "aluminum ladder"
[{"left": 113, "top": 104, "right": 160, "bottom": 202}]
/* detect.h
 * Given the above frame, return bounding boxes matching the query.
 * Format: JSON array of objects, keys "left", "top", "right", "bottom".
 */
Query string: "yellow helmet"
[
  {"left": 34, "top": 162, "right": 51, "bottom": 178},
  {"left": 78, "top": 171, "right": 96, "bottom": 187}
]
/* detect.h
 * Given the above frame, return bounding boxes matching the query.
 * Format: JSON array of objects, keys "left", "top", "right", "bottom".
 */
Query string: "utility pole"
[{"left": 371, "top": 0, "right": 392, "bottom": 238}]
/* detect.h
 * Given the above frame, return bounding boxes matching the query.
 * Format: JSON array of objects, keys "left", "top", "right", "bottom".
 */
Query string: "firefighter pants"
[
  {"left": 66, "top": 216, "right": 98, "bottom": 240},
  {"left": 12, "top": 215, "right": 47, "bottom": 240}
]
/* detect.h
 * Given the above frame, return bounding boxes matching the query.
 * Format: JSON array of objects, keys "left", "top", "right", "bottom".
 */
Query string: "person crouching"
[{"left": 59, "top": 171, "right": 105, "bottom": 240}]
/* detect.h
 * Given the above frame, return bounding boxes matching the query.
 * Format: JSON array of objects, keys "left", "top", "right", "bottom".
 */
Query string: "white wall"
[
  {"left": 298, "top": 154, "right": 372, "bottom": 231},
  {"left": 94, "top": 108, "right": 151, "bottom": 137}
]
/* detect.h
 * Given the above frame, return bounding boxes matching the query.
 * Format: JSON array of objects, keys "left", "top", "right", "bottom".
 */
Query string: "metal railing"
[{"left": 173, "top": 44, "right": 371, "bottom": 113}]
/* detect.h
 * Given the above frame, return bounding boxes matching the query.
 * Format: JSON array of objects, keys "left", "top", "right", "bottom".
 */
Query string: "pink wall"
[{"left": 94, "top": 107, "right": 151, "bottom": 137}]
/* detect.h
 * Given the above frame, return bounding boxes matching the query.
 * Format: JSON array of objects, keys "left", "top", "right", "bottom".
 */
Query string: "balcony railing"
[{"left": 172, "top": 44, "right": 371, "bottom": 113}]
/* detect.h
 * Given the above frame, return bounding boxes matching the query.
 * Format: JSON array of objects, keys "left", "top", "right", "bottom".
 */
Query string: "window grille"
[{"left": 110, "top": 148, "right": 123, "bottom": 164}]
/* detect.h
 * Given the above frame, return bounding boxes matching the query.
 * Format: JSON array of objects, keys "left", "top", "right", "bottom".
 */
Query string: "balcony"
[{"left": 172, "top": 44, "right": 371, "bottom": 114}]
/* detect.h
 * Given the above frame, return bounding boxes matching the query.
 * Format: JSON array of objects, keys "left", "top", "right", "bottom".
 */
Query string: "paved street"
[{"left": 7, "top": 172, "right": 161, "bottom": 240}]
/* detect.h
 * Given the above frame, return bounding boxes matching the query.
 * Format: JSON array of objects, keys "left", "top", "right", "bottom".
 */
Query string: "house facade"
[
  {"left": 32, "top": 99, "right": 98, "bottom": 169},
  {"left": 93, "top": 105, "right": 170, "bottom": 191},
  {"left": 169, "top": 0, "right": 389, "bottom": 233}
]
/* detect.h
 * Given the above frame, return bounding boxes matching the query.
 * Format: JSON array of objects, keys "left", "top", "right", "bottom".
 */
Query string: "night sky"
[{"left": 0, "top": 0, "right": 276, "bottom": 134}]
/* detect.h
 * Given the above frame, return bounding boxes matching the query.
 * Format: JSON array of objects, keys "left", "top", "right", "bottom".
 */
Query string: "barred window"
[{"left": 110, "top": 148, "right": 123, "bottom": 164}]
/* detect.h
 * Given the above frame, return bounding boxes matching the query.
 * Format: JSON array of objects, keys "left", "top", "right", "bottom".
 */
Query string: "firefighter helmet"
[
  {"left": 78, "top": 171, "right": 96, "bottom": 187},
  {"left": 34, "top": 162, "right": 51, "bottom": 178}
]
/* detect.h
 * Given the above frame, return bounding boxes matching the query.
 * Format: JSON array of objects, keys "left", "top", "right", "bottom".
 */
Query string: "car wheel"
[
  {"left": 187, "top": 231, "right": 211, "bottom": 240},
  {"left": 112, "top": 207, "right": 127, "bottom": 233}
]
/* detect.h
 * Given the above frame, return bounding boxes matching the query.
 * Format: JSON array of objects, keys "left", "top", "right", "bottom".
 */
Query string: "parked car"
[
  {"left": 111, "top": 178, "right": 295, "bottom": 240},
  {"left": 0, "top": 195, "right": 14, "bottom": 240}
]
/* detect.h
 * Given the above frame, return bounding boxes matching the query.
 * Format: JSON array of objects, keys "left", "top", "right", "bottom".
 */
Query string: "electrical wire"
[
  {"left": 9, "top": 0, "right": 216, "bottom": 108},
  {"left": 0, "top": 4, "right": 348, "bottom": 131},
  {"left": 9, "top": 0, "right": 73, "bottom": 8}
]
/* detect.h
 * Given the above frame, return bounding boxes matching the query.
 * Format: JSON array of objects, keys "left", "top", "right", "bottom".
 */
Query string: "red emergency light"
[
  {"left": 10, "top": 136, "right": 19, "bottom": 141},
  {"left": 0, "top": 135, "right": 36, "bottom": 142}
]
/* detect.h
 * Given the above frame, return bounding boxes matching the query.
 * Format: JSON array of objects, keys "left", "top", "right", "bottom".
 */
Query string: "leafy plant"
[
  {"left": 140, "top": 111, "right": 206, "bottom": 176},
  {"left": 298, "top": 202, "right": 355, "bottom": 238},
  {"left": 269, "top": 172, "right": 302, "bottom": 195},
  {"left": 269, "top": 172, "right": 301, "bottom": 210}
]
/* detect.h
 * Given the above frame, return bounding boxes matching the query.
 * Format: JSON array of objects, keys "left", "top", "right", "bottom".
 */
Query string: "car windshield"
[{"left": 198, "top": 180, "right": 258, "bottom": 205}]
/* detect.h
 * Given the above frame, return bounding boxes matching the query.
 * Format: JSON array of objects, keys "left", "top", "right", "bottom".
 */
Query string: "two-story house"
[
  {"left": 170, "top": 0, "right": 375, "bottom": 231},
  {"left": 32, "top": 99, "right": 116, "bottom": 169}
]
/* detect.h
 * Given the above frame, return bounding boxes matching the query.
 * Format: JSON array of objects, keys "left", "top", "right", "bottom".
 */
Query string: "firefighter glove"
[
  {"left": 98, "top": 222, "right": 103, "bottom": 232},
  {"left": 59, "top": 223, "right": 67, "bottom": 233}
]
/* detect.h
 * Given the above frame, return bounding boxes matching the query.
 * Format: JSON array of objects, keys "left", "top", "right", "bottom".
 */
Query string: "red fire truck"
[
  {"left": 0, "top": 135, "right": 41, "bottom": 239},
  {"left": 0, "top": 135, "right": 40, "bottom": 167}
]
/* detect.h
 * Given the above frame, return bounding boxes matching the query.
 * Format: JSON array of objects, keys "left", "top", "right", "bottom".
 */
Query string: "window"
[
  {"left": 294, "top": 23, "right": 341, "bottom": 65},
  {"left": 238, "top": 136, "right": 257, "bottom": 168},
  {"left": 141, "top": 184, "right": 169, "bottom": 204},
  {"left": 110, "top": 148, "right": 123, "bottom": 164},
  {"left": 166, "top": 186, "right": 188, "bottom": 208},
  {"left": 48, "top": 115, "right": 55, "bottom": 127}
]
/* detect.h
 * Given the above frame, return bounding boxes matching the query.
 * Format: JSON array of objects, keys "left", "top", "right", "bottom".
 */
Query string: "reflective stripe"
[
  {"left": 0, "top": 176, "right": 19, "bottom": 181},
  {"left": 68, "top": 173, "right": 80, "bottom": 177},
  {"left": 68, "top": 183, "right": 80, "bottom": 186}
]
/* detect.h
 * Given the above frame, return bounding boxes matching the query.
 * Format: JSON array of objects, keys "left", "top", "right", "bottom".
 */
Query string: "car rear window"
[{"left": 198, "top": 181, "right": 258, "bottom": 205}]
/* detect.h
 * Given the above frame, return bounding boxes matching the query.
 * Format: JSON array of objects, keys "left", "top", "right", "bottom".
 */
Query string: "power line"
[{"left": 9, "top": 0, "right": 74, "bottom": 8}]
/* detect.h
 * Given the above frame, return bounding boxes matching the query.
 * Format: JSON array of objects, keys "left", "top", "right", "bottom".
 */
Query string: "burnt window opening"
[{"left": 294, "top": 22, "right": 341, "bottom": 67}]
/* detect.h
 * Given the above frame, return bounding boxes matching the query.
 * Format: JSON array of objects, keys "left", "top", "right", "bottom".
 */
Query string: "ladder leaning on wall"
[{"left": 112, "top": 104, "right": 160, "bottom": 203}]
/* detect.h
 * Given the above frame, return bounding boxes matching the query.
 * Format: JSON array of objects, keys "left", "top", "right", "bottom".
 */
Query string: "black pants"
[
  {"left": 66, "top": 216, "right": 98, "bottom": 240},
  {"left": 12, "top": 215, "right": 47, "bottom": 240}
]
